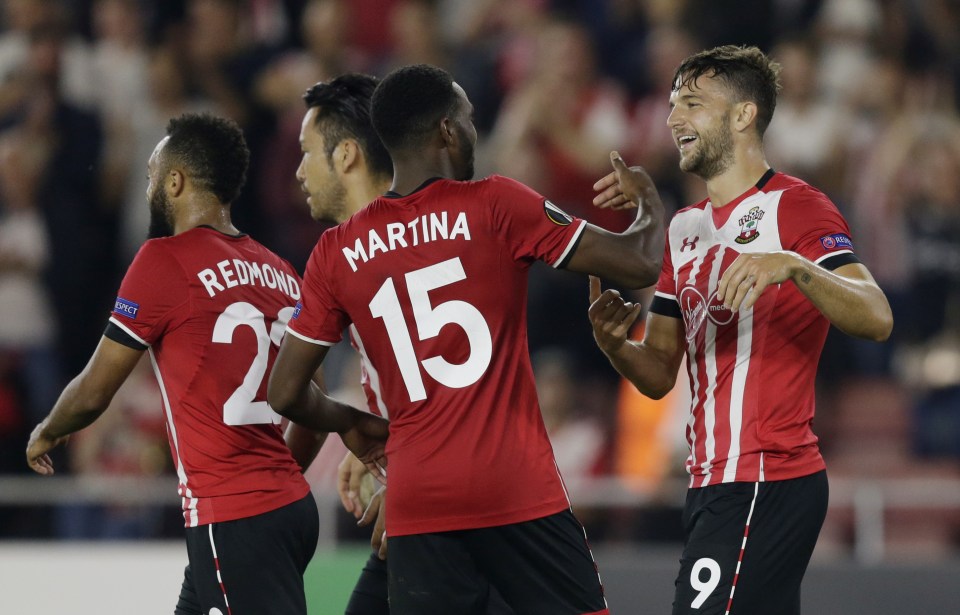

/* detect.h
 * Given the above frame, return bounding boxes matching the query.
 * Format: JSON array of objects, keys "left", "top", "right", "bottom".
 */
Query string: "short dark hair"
[
  {"left": 163, "top": 113, "right": 250, "bottom": 204},
  {"left": 370, "top": 64, "right": 459, "bottom": 152},
  {"left": 673, "top": 45, "right": 782, "bottom": 137},
  {"left": 303, "top": 74, "right": 392, "bottom": 178}
]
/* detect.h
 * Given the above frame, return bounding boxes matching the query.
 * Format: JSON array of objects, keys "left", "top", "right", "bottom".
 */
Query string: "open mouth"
[{"left": 677, "top": 135, "right": 697, "bottom": 150}]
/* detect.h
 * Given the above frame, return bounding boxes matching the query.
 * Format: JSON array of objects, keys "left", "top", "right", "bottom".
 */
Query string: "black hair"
[
  {"left": 303, "top": 73, "right": 392, "bottom": 178},
  {"left": 163, "top": 113, "right": 249, "bottom": 205},
  {"left": 370, "top": 64, "right": 459, "bottom": 152},
  {"left": 673, "top": 45, "right": 782, "bottom": 137}
]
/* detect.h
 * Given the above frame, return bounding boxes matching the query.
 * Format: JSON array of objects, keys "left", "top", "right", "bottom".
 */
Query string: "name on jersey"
[
  {"left": 197, "top": 259, "right": 301, "bottom": 300},
  {"left": 342, "top": 211, "right": 471, "bottom": 272}
]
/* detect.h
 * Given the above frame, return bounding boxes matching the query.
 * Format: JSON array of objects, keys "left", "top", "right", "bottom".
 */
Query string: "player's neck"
[
  {"left": 704, "top": 148, "right": 770, "bottom": 208},
  {"left": 346, "top": 175, "right": 392, "bottom": 217},
  {"left": 173, "top": 199, "right": 239, "bottom": 236},
  {"left": 388, "top": 152, "right": 454, "bottom": 196}
]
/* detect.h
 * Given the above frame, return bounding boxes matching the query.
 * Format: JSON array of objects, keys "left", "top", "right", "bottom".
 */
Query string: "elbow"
[
  {"left": 871, "top": 309, "right": 894, "bottom": 343},
  {"left": 267, "top": 379, "right": 297, "bottom": 419},
  {"left": 619, "top": 257, "right": 663, "bottom": 290}
]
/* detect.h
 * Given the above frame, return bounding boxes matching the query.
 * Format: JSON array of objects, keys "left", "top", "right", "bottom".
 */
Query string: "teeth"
[{"left": 679, "top": 136, "right": 696, "bottom": 144}]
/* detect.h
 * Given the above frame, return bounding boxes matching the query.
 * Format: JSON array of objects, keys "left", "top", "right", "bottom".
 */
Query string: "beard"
[
  {"left": 312, "top": 180, "right": 348, "bottom": 223},
  {"left": 680, "top": 116, "right": 735, "bottom": 180},
  {"left": 455, "top": 141, "right": 475, "bottom": 181},
  {"left": 148, "top": 186, "right": 174, "bottom": 239}
]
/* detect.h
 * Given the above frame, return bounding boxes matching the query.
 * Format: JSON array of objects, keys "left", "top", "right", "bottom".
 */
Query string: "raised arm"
[
  {"left": 563, "top": 152, "right": 665, "bottom": 289},
  {"left": 588, "top": 277, "right": 686, "bottom": 399},
  {"left": 717, "top": 255, "right": 893, "bottom": 342},
  {"left": 27, "top": 337, "right": 144, "bottom": 475}
]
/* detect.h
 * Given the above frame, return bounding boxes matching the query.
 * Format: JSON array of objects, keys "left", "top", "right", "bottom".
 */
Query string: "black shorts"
[
  {"left": 672, "top": 470, "right": 828, "bottom": 615},
  {"left": 346, "top": 552, "right": 515, "bottom": 615},
  {"left": 387, "top": 509, "right": 609, "bottom": 615},
  {"left": 174, "top": 493, "right": 319, "bottom": 615}
]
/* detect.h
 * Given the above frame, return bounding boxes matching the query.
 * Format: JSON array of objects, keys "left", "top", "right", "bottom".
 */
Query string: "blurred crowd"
[{"left": 0, "top": 0, "right": 957, "bottom": 547}]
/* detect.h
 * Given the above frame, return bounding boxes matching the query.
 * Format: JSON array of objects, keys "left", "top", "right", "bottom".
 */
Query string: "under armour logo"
[{"left": 681, "top": 236, "right": 699, "bottom": 252}]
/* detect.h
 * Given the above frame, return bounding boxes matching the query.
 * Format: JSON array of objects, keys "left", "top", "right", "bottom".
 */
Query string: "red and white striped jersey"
[
  {"left": 650, "top": 171, "right": 859, "bottom": 487},
  {"left": 107, "top": 227, "right": 310, "bottom": 527}
]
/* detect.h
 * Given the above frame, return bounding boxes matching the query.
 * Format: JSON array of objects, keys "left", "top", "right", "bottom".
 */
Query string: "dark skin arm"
[
  {"left": 587, "top": 277, "right": 686, "bottom": 400},
  {"left": 284, "top": 369, "right": 331, "bottom": 472},
  {"left": 26, "top": 337, "right": 143, "bottom": 475},
  {"left": 268, "top": 335, "right": 388, "bottom": 481},
  {"left": 564, "top": 152, "right": 665, "bottom": 289}
]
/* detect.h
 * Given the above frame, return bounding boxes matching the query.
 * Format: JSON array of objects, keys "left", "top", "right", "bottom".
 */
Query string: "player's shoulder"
[
  {"left": 766, "top": 172, "right": 835, "bottom": 208},
  {"left": 670, "top": 198, "right": 709, "bottom": 231}
]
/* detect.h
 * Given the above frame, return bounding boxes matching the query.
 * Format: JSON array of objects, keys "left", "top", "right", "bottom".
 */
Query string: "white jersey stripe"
[
  {"left": 654, "top": 290, "right": 677, "bottom": 301},
  {"left": 683, "top": 244, "right": 705, "bottom": 485},
  {"left": 699, "top": 247, "right": 725, "bottom": 486},
  {"left": 149, "top": 349, "right": 198, "bottom": 526},
  {"left": 284, "top": 326, "right": 337, "bottom": 346},
  {"left": 349, "top": 325, "right": 390, "bottom": 419},
  {"left": 724, "top": 305, "right": 752, "bottom": 482},
  {"left": 108, "top": 316, "right": 150, "bottom": 347},
  {"left": 551, "top": 220, "right": 587, "bottom": 268}
]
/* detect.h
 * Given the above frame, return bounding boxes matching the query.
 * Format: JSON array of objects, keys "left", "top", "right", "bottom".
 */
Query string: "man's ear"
[
  {"left": 439, "top": 117, "right": 456, "bottom": 147},
  {"left": 166, "top": 168, "right": 186, "bottom": 198},
  {"left": 336, "top": 140, "right": 360, "bottom": 174},
  {"left": 733, "top": 101, "right": 759, "bottom": 134}
]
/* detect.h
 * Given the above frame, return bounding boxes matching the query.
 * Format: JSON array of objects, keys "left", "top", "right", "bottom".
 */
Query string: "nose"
[
  {"left": 667, "top": 105, "right": 683, "bottom": 130},
  {"left": 295, "top": 159, "right": 305, "bottom": 183}
]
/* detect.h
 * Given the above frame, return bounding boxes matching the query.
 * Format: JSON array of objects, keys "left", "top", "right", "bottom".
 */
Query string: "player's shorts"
[
  {"left": 388, "top": 509, "right": 609, "bottom": 615},
  {"left": 672, "top": 470, "right": 828, "bottom": 615},
  {"left": 346, "top": 551, "right": 515, "bottom": 615},
  {"left": 174, "top": 492, "right": 319, "bottom": 615}
]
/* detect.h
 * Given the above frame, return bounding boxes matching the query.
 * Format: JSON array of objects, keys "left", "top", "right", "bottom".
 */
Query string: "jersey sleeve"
[
  {"left": 107, "top": 241, "right": 190, "bottom": 348},
  {"left": 285, "top": 233, "right": 350, "bottom": 346},
  {"left": 485, "top": 175, "right": 587, "bottom": 268},
  {"left": 779, "top": 186, "right": 861, "bottom": 271},
  {"left": 649, "top": 227, "right": 681, "bottom": 319}
]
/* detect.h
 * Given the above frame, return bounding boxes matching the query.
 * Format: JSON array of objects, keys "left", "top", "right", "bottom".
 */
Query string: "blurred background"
[{"left": 0, "top": 0, "right": 957, "bottom": 613}]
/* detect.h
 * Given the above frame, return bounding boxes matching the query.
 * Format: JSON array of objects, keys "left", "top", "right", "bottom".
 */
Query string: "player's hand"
[
  {"left": 717, "top": 251, "right": 802, "bottom": 312},
  {"left": 359, "top": 485, "right": 387, "bottom": 560},
  {"left": 340, "top": 412, "right": 389, "bottom": 485},
  {"left": 592, "top": 151, "right": 653, "bottom": 210},
  {"left": 588, "top": 276, "right": 642, "bottom": 355},
  {"left": 26, "top": 423, "right": 68, "bottom": 476},
  {"left": 337, "top": 452, "right": 371, "bottom": 519}
]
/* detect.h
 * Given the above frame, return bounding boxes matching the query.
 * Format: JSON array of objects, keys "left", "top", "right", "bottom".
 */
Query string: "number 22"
[{"left": 212, "top": 302, "right": 294, "bottom": 425}]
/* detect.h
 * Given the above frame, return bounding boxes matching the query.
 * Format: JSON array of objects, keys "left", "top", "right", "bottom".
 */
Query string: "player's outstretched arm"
[
  {"left": 26, "top": 337, "right": 143, "bottom": 475},
  {"left": 269, "top": 335, "right": 389, "bottom": 480},
  {"left": 716, "top": 253, "right": 893, "bottom": 342},
  {"left": 588, "top": 277, "right": 685, "bottom": 399},
  {"left": 564, "top": 152, "right": 665, "bottom": 289}
]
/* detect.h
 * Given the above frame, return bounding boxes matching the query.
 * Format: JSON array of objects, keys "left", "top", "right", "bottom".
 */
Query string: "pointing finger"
[{"left": 589, "top": 276, "right": 601, "bottom": 303}]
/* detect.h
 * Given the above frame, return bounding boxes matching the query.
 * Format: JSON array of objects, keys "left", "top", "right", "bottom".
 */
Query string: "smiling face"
[
  {"left": 667, "top": 73, "right": 736, "bottom": 180},
  {"left": 296, "top": 107, "right": 348, "bottom": 222}
]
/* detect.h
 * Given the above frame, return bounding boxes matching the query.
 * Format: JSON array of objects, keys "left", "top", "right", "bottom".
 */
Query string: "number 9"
[{"left": 690, "top": 557, "right": 721, "bottom": 609}]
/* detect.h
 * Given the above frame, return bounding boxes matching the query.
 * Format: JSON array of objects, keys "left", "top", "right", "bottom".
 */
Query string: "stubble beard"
[
  {"left": 680, "top": 118, "right": 736, "bottom": 181},
  {"left": 148, "top": 187, "right": 174, "bottom": 239}
]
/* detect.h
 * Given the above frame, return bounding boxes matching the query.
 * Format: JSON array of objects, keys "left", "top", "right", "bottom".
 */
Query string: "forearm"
[
  {"left": 285, "top": 422, "right": 329, "bottom": 472},
  {"left": 39, "top": 377, "right": 111, "bottom": 439},
  {"left": 792, "top": 260, "right": 893, "bottom": 342},
  {"left": 274, "top": 381, "right": 364, "bottom": 434},
  {"left": 603, "top": 340, "right": 679, "bottom": 400}
]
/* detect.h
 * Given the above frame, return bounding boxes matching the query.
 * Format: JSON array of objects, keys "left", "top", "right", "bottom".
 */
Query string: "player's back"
[
  {"left": 109, "top": 227, "right": 309, "bottom": 527},
  {"left": 291, "top": 176, "right": 586, "bottom": 535}
]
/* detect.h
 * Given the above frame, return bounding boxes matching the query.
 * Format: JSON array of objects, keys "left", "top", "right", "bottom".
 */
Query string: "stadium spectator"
[
  {"left": 268, "top": 63, "right": 664, "bottom": 614},
  {"left": 588, "top": 46, "right": 893, "bottom": 614},
  {"left": 25, "top": 113, "right": 388, "bottom": 614}
]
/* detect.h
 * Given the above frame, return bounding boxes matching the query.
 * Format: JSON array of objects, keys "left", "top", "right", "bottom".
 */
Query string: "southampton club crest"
[{"left": 735, "top": 206, "right": 765, "bottom": 244}]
